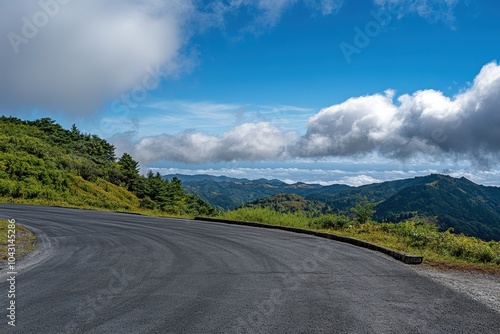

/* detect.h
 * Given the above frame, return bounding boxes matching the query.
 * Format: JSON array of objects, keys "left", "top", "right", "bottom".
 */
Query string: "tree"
[
  {"left": 118, "top": 153, "right": 140, "bottom": 192},
  {"left": 71, "top": 124, "right": 80, "bottom": 135},
  {"left": 351, "top": 197, "right": 376, "bottom": 224}
]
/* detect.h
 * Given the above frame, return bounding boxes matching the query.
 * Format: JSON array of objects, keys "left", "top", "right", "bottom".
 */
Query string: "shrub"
[
  {"left": 0, "top": 179, "right": 15, "bottom": 196},
  {"left": 392, "top": 219, "right": 439, "bottom": 247},
  {"left": 139, "top": 196, "right": 158, "bottom": 210}
]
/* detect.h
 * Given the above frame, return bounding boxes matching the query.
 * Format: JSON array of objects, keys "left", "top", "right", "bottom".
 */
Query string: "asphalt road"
[{"left": 0, "top": 204, "right": 499, "bottom": 333}]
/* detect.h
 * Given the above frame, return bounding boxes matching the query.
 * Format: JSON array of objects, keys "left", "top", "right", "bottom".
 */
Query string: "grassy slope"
[
  {"left": 0, "top": 117, "right": 214, "bottom": 218},
  {"left": 1, "top": 176, "right": 139, "bottom": 211}
]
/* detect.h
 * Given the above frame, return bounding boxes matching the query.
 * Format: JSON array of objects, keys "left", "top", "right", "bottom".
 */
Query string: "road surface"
[{"left": 0, "top": 204, "right": 499, "bottom": 333}]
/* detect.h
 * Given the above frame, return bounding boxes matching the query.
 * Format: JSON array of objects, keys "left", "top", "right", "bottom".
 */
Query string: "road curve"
[{"left": 0, "top": 204, "right": 499, "bottom": 333}]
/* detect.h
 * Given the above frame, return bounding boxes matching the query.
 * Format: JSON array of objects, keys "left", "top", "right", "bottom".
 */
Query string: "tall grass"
[{"left": 219, "top": 207, "right": 310, "bottom": 228}]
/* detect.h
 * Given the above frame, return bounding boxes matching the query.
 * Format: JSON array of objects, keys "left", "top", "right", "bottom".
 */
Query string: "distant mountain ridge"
[
  {"left": 164, "top": 174, "right": 328, "bottom": 210},
  {"left": 164, "top": 174, "right": 254, "bottom": 183},
  {"left": 166, "top": 173, "right": 500, "bottom": 241}
]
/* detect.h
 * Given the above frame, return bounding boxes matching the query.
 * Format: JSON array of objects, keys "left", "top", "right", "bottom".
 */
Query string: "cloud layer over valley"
[{"left": 119, "top": 62, "right": 500, "bottom": 168}]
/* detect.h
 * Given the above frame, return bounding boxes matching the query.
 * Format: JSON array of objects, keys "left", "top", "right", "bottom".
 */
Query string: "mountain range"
[
  {"left": 165, "top": 173, "right": 500, "bottom": 241},
  {"left": 165, "top": 173, "right": 327, "bottom": 210}
]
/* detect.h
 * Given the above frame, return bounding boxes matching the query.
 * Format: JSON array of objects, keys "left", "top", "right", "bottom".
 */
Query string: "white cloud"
[
  {"left": 101, "top": 101, "right": 314, "bottom": 138},
  {"left": 113, "top": 62, "right": 500, "bottom": 168},
  {"left": 114, "top": 122, "right": 297, "bottom": 164},
  {"left": 336, "top": 175, "right": 383, "bottom": 186},
  {"left": 0, "top": 0, "right": 196, "bottom": 115},
  {"left": 299, "top": 61, "right": 500, "bottom": 167},
  {"left": 139, "top": 100, "right": 242, "bottom": 133},
  {"left": 296, "top": 89, "right": 401, "bottom": 157}
]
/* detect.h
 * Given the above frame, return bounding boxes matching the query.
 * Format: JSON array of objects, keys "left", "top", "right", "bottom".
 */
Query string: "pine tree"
[{"left": 118, "top": 153, "right": 140, "bottom": 192}]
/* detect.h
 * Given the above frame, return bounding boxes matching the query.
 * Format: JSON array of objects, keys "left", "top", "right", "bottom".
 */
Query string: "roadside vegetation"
[
  {"left": 0, "top": 219, "right": 36, "bottom": 264},
  {"left": 0, "top": 116, "right": 215, "bottom": 217},
  {"left": 217, "top": 206, "right": 500, "bottom": 271}
]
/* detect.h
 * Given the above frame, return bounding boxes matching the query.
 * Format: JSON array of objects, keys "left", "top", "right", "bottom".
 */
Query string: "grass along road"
[
  {"left": 0, "top": 219, "right": 36, "bottom": 269},
  {"left": 216, "top": 207, "right": 500, "bottom": 273}
]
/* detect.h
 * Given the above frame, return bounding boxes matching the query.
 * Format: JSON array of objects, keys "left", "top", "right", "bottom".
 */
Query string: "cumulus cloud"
[
  {"left": 336, "top": 175, "right": 383, "bottom": 186},
  {"left": 119, "top": 62, "right": 500, "bottom": 168},
  {"left": 295, "top": 89, "right": 401, "bottom": 157},
  {"left": 299, "top": 61, "right": 500, "bottom": 167},
  {"left": 113, "top": 122, "right": 297, "bottom": 164}
]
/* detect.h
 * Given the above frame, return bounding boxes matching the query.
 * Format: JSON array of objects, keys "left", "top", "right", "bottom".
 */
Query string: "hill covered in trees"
[
  {"left": 0, "top": 117, "right": 214, "bottom": 216},
  {"left": 165, "top": 174, "right": 342, "bottom": 210},
  {"left": 242, "top": 193, "right": 328, "bottom": 215},
  {"left": 373, "top": 175, "right": 500, "bottom": 241},
  {"left": 174, "top": 173, "right": 500, "bottom": 241}
]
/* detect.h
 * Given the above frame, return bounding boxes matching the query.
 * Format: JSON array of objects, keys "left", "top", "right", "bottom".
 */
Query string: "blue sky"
[{"left": 2, "top": 0, "right": 500, "bottom": 185}]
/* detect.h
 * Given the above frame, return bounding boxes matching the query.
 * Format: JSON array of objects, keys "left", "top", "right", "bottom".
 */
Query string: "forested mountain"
[
  {"left": 166, "top": 174, "right": 328, "bottom": 210},
  {"left": 306, "top": 176, "right": 438, "bottom": 211},
  {"left": 373, "top": 175, "right": 500, "bottom": 241},
  {"left": 243, "top": 193, "right": 329, "bottom": 215},
  {"left": 307, "top": 174, "right": 500, "bottom": 240},
  {"left": 172, "top": 173, "right": 500, "bottom": 241},
  {"left": 0, "top": 117, "right": 214, "bottom": 216}
]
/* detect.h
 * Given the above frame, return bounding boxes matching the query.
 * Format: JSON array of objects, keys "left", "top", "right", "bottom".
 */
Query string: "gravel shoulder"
[{"left": 412, "top": 265, "right": 500, "bottom": 314}]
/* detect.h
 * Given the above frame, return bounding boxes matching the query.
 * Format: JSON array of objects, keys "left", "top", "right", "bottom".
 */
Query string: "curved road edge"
[
  {"left": 195, "top": 216, "right": 423, "bottom": 265},
  {"left": 0, "top": 223, "right": 56, "bottom": 281}
]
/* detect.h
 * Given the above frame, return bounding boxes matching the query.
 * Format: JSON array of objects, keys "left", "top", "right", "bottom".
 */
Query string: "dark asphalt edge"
[{"left": 194, "top": 217, "right": 423, "bottom": 265}]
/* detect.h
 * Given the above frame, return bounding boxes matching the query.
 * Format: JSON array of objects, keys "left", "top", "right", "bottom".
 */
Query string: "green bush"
[
  {"left": 392, "top": 219, "right": 439, "bottom": 247},
  {"left": 434, "top": 231, "right": 496, "bottom": 263},
  {"left": 139, "top": 196, "right": 158, "bottom": 210},
  {"left": 0, "top": 179, "right": 15, "bottom": 196}
]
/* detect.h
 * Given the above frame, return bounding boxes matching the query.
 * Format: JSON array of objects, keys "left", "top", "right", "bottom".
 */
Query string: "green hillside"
[
  {"left": 306, "top": 176, "right": 436, "bottom": 212},
  {"left": 374, "top": 175, "right": 500, "bottom": 241},
  {"left": 168, "top": 174, "right": 337, "bottom": 210},
  {"left": 0, "top": 116, "right": 215, "bottom": 217},
  {"left": 243, "top": 193, "right": 329, "bottom": 215},
  {"left": 311, "top": 174, "right": 500, "bottom": 241}
]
